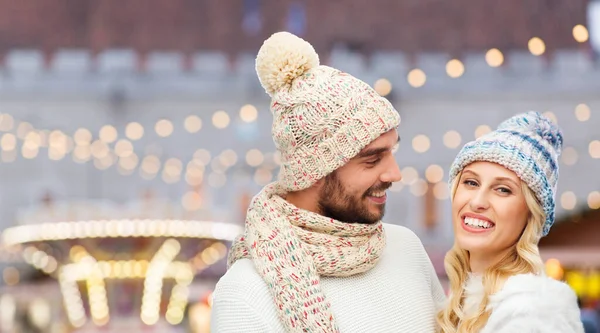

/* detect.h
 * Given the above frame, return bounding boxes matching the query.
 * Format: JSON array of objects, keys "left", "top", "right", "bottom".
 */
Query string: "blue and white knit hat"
[{"left": 449, "top": 111, "right": 563, "bottom": 237}]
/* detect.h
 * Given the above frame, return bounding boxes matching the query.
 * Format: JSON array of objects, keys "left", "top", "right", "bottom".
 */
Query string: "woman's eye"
[
  {"left": 463, "top": 180, "right": 478, "bottom": 187},
  {"left": 497, "top": 187, "right": 512, "bottom": 194}
]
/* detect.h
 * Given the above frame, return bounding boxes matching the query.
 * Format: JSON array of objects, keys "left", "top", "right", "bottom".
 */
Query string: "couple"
[{"left": 211, "top": 32, "right": 584, "bottom": 332}]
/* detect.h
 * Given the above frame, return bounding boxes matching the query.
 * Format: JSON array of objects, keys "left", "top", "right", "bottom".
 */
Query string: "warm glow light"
[
  {"left": 48, "top": 147, "right": 66, "bottom": 161},
  {"left": 373, "top": 79, "right": 392, "bottom": 96},
  {"left": 0, "top": 114, "right": 14, "bottom": 131},
  {"left": 589, "top": 140, "right": 600, "bottom": 159},
  {"left": 485, "top": 48, "right": 504, "bottom": 67},
  {"left": 475, "top": 125, "right": 492, "bottom": 139},
  {"left": 560, "top": 191, "right": 577, "bottom": 210},
  {"left": 410, "top": 179, "right": 428, "bottom": 197},
  {"left": 125, "top": 122, "right": 144, "bottom": 140},
  {"left": 155, "top": 119, "right": 174, "bottom": 137},
  {"left": 24, "top": 132, "right": 41, "bottom": 150},
  {"left": 162, "top": 158, "right": 183, "bottom": 183},
  {"left": 545, "top": 258, "right": 564, "bottom": 280},
  {"left": 1, "top": 133, "right": 17, "bottom": 151},
  {"left": 412, "top": 135, "right": 430, "bottom": 153},
  {"left": 185, "top": 168, "right": 204, "bottom": 186},
  {"left": 17, "top": 122, "right": 34, "bottom": 139},
  {"left": 90, "top": 140, "right": 110, "bottom": 159},
  {"left": 212, "top": 111, "right": 230, "bottom": 129},
  {"left": 239, "top": 105, "right": 258, "bottom": 123},
  {"left": 528, "top": 37, "right": 546, "bottom": 56},
  {"left": 401, "top": 167, "right": 419, "bottom": 185},
  {"left": 254, "top": 168, "right": 273, "bottom": 186},
  {"left": 588, "top": 191, "right": 600, "bottom": 210},
  {"left": 573, "top": 25, "right": 590, "bottom": 43},
  {"left": 184, "top": 115, "right": 203, "bottom": 133},
  {"left": 425, "top": 165, "right": 444, "bottom": 183},
  {"left": 407, "top": 69, "right": 426, "bottom": 88},
  {"left": 99, "top": 125, "right": 118, "bottom": 143},
  {"left": 2, "top": 220, "right": 242, "bottom": 249},
  {"left": 114, "top": 139, "right": 134, "bottom": 158},
  {"left": 575, "top": 104, "right": 591, "bottom": 122},
  {"left": 118, "top": 153, "right": 139, "bottom": 171},
  {"left": 193, "top": 149, "right": 211, "bottom": 165},
  {"left": 443, "top": 130, "right": 462, "bottom": 149},
  {"left": 22, "top": 145, "right": 39, "bottom": 159},
  {"left": 219, "top": 149, "right": 238, "bottom": 167},
  {"left": 246, "top": 149, "right": 264, "bottom": 167},
  {"left": 74, "top": 128, "right": 92, "bottom": 145},
  {"left": 433, "top": 182, "right": 449, "bottom": 200},
  {"left": 446, "top": 59, "right": 465, "bottom": 78}
]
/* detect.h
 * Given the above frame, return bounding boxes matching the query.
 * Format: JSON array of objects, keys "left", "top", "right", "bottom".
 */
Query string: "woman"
[{"left": 437, "top": 111, "right": 584, "bottom": 332}]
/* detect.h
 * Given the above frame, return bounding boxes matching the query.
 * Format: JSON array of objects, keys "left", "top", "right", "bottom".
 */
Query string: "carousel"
[{"left": 0, "top": 191, "right": 242, "bottom": 332}]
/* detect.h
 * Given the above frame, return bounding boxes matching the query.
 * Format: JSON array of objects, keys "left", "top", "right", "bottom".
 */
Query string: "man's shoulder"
[
  {"left": 382, "top": 223, "right": 423, "bottom": 246},
  {"left": 211, "top": 259, "right": 283, "bottom": 331},
  {"left": 215, "top": 259, "right": 263, "bottom": 291},
  {"left": 212, "top": 259, "right": 271, "bottom": 304}
]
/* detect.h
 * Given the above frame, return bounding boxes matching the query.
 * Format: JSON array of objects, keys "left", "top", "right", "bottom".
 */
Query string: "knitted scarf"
[{"left": 228, "top": 182, "right": 386, "bottom": 333}]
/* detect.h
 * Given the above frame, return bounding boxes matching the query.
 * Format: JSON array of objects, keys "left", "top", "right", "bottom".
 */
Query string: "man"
[{"left": 211, "top": 31, "right": 445, "bottom": 333}]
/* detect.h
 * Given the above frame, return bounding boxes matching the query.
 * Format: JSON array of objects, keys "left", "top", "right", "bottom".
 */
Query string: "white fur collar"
[
  {"left": 462, "top": 273, "right": 584, "bottom": 332},
  {"left": 462, "top": 273, "right": 484, "bottom": 317},
  {"left": 463, "top": 273, "right": 577, "bottom": 311},
  {"left": 488, "top": 273, "right": 578, "bottom": 312}
]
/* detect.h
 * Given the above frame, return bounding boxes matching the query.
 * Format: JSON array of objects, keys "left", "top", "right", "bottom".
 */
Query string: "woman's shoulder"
[
  {"left": 485, "top": 273, "right": 583, "bottom": 332},
  {"left": 491, "top": 273, "right": 577, "bottom": 307}
]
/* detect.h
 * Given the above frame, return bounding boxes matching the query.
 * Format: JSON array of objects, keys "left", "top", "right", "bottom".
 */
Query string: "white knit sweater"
[{"left": 211, "top": 224, "right": 446, "bottom": 333}]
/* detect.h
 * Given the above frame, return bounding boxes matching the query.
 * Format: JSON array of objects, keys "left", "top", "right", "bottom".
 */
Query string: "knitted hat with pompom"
[{"left": 256, "top": 32, "right": 400, "bottom": 191}]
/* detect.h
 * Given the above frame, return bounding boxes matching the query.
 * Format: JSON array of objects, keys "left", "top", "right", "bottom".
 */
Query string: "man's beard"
[{"left": 317, "top": 171, "right": 391, "bottom": 224}]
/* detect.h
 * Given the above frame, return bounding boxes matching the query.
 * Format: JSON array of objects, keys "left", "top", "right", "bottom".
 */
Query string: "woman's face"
[{"left": 452, "top": 161, "right": 530, "bottom": 258}]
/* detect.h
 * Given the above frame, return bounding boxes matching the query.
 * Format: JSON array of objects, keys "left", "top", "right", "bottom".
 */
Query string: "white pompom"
[{"left": 255, "top": 31, "right": 320, "bottom": 96}]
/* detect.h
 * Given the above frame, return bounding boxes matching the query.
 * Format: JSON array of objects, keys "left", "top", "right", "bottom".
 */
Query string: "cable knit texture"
[
  {"left": 214, "top": 224, "right": 446, "bottom": 333},
  {"left": 462, "top": 273, "right": 584, "bottom": 333},
  {"left": 256, "top": 31, "right": 400, "bottom": 192},
  {"left": 227, "top": 182, "right": 386, "bottom": 332},
  {"left": 449, "top": 111, "right": 563, "bottom": 236}
]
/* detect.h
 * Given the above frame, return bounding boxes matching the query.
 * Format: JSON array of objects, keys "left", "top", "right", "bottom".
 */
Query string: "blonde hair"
[{"left": 436, "top": 172, "right": 546, "bottom": 333}]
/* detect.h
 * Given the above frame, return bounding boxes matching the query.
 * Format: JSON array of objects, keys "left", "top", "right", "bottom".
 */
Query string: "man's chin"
[
  {"left": 365, "top": 200, "right": 385, "bottom": 214},
  {"left": 356, "top": 210, "right": 384, "bottom": 224}
]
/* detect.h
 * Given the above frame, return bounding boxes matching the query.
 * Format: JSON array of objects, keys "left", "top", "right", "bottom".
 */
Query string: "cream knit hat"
[{"left": 256, "top": 32, "right": 401, "bottom": 191}]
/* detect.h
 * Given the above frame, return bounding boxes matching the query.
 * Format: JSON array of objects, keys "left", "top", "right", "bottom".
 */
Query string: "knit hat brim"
[{"left": 277, "top": 90, "right": 400, "bottom": 191}]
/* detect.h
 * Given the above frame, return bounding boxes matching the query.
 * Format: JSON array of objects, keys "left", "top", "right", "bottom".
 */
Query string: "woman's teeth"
[{"left": 464, "top": 217, "right": 494, "bottom": 229}]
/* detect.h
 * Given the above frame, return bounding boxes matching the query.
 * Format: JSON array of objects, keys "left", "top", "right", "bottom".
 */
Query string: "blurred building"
[
  {"left": 540, "top": 207, "right": 600, "bottom": 302},
  {"left": 0, "top": 1, "right": 598, "bottom": 332},
  {"left": 0, "top": 0, "right": 594, "bottom": 56}
]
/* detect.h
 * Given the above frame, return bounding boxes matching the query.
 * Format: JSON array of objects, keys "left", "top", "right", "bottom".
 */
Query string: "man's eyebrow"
[
  {"left": 356, "top": 147, "right": 388, "bottom": 159},
  {"left": 356, "top": 135, "right": 401, "bottom": 159}
]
